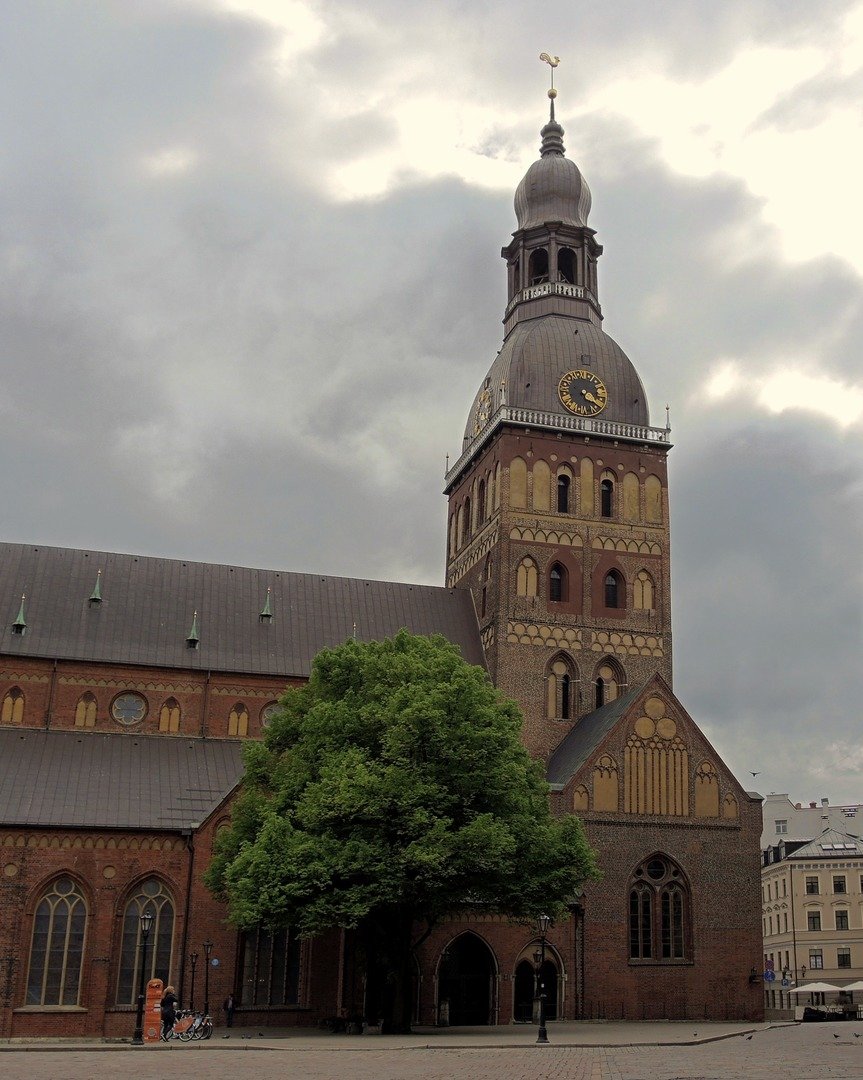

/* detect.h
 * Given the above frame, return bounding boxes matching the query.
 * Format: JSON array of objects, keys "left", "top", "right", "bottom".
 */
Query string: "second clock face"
[{"left": 558, "top": 369, "right": 608, "bottom": 417}]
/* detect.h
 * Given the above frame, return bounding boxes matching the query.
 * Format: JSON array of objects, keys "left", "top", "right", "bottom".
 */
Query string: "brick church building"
[{"left": 0, "top": 95, "right": 763, "bottom": 1039}]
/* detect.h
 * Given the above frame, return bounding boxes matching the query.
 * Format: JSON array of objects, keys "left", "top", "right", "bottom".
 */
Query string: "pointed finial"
[
  {"left": 665, "top": 403, "right": 671, "bottom": 432},
  {"left": 260, "top": 586, "right": 272, "bottom": 621},
  {"left": 539, "top": 52, "right": 560, "bottom": 120},
  {"left": 89, "top": 569, "right": 102, "bottom": 604},
  {"left": 12, "top": 593, "right": 27, "bottom": 634},
  {"left": 445, "top": 453, "right": 450, "bottom": 472},
  {"left": 352, "top": 621, "right": 357, "bottom": 641},
  {"left": 186, "top": 610, "right": 200, "bottom": 648}
]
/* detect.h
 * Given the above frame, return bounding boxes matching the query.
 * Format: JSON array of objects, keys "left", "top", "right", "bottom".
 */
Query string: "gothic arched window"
[
  {"left": 634, "top": 570, "right": 655, "bottom": 610},
  {"left": 600, "top": 477, "right": 614, "bottom": 518},
  {"left": 74, "top": 693, "right": 97, "bottom": 728},
  {"left": 557, "top": 474, "right": 570, "bottom": 513},
  {"left": 604, "top": 570, "right": 623, "bottom": 609},
  {"left": 1, "top": 687, "right": 24, "bottom": 725},
  {"left": 158, "top": 698, "right": 181, "bottom": 733},
  {"left": 228, "top": 703, "right": 249, "bottom": 737},
  {"left": 549, "top": 563, "right": 568, "bottom": 603},
  {"left": 516, "top": 558, "right": 538, "bottom": 598},
  {"left": 117, "top": 879, "right": 174, "bottom": 1005},
  {"left": 547, "top": 656, "right": 577, "bottom": 721},
  {"left": 26, "top": 876, "right": 87, "bottom": 1005},
  {"left": 476, "top": 480, "right": 486, "bottom": 526},
  {"left": 628, "top": 856, "right": 690, "bottom": 961},
  {"left": 594, "top": 659, "right": 625, "bottom": 709}
]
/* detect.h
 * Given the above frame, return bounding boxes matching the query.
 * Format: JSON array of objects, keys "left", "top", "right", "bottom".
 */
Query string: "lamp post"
[
  {"left": 131, "top": 908, "right": 155, "bottom": 1045},
  {"left": 535, "top": 913, "right": 551, "bottom": 1045},
  {"left": 188, "top": 951, "right": 199, "bottom": 1013},
  {"left": 203, "top": 940, "right": 213, "bottom": 1018}
]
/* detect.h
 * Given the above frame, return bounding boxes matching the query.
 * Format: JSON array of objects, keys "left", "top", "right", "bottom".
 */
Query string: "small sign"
[
  {"left": 764, "top": 969, "right": 776, "bottom": 982},
  {"left": 781, "top": 978, "right": 790, "bottom": 987},
  {"left": 211, "top": 957, "right": 220, "bottom": 967}
]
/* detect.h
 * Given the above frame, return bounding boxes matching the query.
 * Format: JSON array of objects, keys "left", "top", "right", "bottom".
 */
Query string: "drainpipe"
[
  {"left": 44, "top": 659, "right": 58, "bottom": 728},
  {"left": 199, "top": 671, "right": 212, "bottom": 738},
  {"left": 178, "top": 827, "right": 196, "bottom": 1006}
]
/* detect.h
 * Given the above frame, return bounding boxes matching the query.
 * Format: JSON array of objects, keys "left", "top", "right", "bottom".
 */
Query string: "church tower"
[{"left": 445, "top": 87, "right": 673, "bottom": 759}]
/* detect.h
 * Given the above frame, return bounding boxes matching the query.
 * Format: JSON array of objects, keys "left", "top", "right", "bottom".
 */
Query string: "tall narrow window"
[
  {"left": 594, "top": 660, "right": 623, "bottom": 705},
  {"left": 547, "top": 657, "right": 577, "bottom": 720},
  {"left": 26, "top": 877, "right": 87, "bottom": 1005},
  {"left": 1, "top": 687, "right": 24, "bottom": 725},
  {"left": 561, "top": 673, "right": 571, "bottom": 720},
  {"left": 228, "top": 703, "right": 249, "bottom": 737},
  {"left": 634, "top": 570, "right": 655, "bottom": 610},
  {"left": 476, "top": 480, "right": 486, "bottom": 526},
  {"left": 158, "top": 698, "right": 181, "bottom": 733},
  {"left": 629, "top": 884, "right": 652, "bottom": 959},
  {"left": 464, "top": 496, "right": 472, "bottom": 539},
  {"left": 557, "top": 475, "right": 570, "bottom": 513},
  {"left": 549, "top": 563, "right": 568, "bottom": 602},
  {"left": 516, "top": 558, "right": 538, "bottom": 598},
  {"left": 117, "top": 879, "right": 174, "bottom": 1005},
  {"left": 600, "top": 478, "right": 614, "bottom": 518},
  {"left": 74, "top": 693, "right": 97, "bottom": 728},
  {"left": 604, "top": 570, "right": 623, "bottom": 609},
  {"left": 237, "top": 927, "right": 301, "bottom": 1006}
]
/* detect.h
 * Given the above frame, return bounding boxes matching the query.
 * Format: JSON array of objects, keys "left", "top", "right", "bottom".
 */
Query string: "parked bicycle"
[{"left": 162, "top": 1009, "right": 213, "bottom": 1041}]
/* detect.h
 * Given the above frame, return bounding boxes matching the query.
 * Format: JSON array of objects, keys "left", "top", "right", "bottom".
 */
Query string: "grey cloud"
[{"left": 3, "top": 1, "right": 863, "bottom": 804}]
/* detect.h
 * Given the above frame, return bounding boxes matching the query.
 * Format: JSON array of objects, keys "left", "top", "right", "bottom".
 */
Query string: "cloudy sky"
[{"left": 3, "top": 0, "right": 863, "bottom": 803}]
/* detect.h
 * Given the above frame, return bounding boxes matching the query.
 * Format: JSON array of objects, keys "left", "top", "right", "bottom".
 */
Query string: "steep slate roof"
[
  {"left": 785, "top": 828, "right": 863, "bottom": 859},
  {"left": 0, "top": 729, "right": 244, "bottom": 830},
  {"left": 546, "top": 684, "right": 645, "bottom": 788},
  {"left": 0, "top": 543, "right": 484, "bottom": 676}
]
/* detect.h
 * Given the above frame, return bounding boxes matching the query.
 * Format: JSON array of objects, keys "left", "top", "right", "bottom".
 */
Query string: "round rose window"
[{"left": 111, "top": 692, "right": 147, "bottom": 726}]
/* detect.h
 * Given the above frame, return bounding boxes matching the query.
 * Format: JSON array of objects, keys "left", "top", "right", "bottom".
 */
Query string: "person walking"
[
  {"left": 160, "top": 984, "right": 179, "bottom": 1041},
  {"left": 223, "top": 993, "right": 235, "bottom": 1028}
]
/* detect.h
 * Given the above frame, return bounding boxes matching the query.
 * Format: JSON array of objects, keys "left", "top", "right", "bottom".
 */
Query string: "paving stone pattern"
[{"left": 2, "top": 1025, "right": 863, "bottom": 1080}]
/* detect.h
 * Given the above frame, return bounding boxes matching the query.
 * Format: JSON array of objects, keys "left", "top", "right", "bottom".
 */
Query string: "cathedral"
[{"left": 0, "top": 90, "right": 763, "bottom": 1039}]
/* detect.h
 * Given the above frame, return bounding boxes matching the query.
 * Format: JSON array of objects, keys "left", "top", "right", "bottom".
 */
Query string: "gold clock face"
[
  {"left": 474, "top": 389, "right": 491, "bottom": 433},
  {"left": 558, "top": 369, "right": 608, "bottom": 417}
]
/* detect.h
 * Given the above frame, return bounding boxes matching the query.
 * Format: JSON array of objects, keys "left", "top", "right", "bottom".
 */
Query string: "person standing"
[
  {"left": 160, "top": 985, "right": 178, "bottom": 1041},
  {"left": 223, "top": 993, "right": 235, "bottom": 1028}
]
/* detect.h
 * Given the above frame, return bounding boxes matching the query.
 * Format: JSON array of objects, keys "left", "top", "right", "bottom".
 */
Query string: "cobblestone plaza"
[{"left": 1, "top": 1023, "right": 859, "bottom": 1080}]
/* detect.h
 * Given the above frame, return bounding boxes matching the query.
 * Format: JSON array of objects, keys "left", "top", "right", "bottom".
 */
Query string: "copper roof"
[
  {"left": 462, "top": 315, "right": 650, "bottom": 449},
  {"left": 0, "top": 543, "right": 484, "bottom": 676},
  {"left": 0, "top": 728, "right": 243, "bottom": 830}
]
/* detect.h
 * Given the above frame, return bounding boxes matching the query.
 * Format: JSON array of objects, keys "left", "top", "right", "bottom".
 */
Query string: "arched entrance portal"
[
  {"left": 438, "top": 934, "right": 496, "bottom": 1025},
  {"left": 513, "top": 958, "right": 559, "bottom": 1022}
]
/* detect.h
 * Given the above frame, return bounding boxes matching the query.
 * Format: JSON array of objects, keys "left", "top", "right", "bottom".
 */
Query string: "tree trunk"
[{"left": 387, "top": 908, "right": 416, "bottom": 1034}]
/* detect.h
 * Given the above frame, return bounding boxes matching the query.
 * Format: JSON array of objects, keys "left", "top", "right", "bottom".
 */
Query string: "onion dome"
[{"left": 514, "top": 119, "right": 592, "bottom": 230}]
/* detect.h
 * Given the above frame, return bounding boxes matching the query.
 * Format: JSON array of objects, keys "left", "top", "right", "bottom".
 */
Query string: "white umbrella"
[
  {"left": 787, "top": 982, "right": 841, "bottom": 994},
  {"left": 839, "top": 981, "right": 863, "bottom": 992}
]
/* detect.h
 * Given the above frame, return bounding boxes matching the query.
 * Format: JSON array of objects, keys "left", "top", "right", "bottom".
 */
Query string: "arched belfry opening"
[
  {"left": 528, "top": 248, "right": 549, "bottom": 285},
  {"left": 437, "top": 932, "right": 497, "bottom": 1025},
  {"left": 558, "top": 247, "right": 576, "bottom": 284}
]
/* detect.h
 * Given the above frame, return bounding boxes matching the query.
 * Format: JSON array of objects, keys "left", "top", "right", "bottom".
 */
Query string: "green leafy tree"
[{"left": 206, "top": 630, "right": 598, "bottom": 1032}]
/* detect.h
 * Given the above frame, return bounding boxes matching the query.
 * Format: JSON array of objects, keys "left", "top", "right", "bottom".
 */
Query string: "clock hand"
[{"left": 583, "top": 391, "right": 602, "bottom": 407}]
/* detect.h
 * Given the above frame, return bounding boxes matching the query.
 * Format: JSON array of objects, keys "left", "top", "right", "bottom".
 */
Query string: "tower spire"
[{"left": 539, "top": 51, "right": 560, "bottom": 122}]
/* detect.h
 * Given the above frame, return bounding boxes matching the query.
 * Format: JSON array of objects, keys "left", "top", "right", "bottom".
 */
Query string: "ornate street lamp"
[
  {"left": 131, "top": 908, "right": 155, "bottom": 1045},
  {"left": 535, "top": 914, "right": 551, "bottom": 1045},
  {"left": 203, "top": 940, "right": 214, "bottom": 1018},
  {"left": 188, "top": 951, "right": 199, "bottom": 1013}
]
